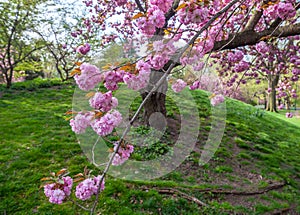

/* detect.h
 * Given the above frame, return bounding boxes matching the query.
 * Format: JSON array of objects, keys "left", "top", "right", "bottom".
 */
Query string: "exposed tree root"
[
  {"left": 139, "top": 181, "right": 286, "bottom": 203},
  {"left": 271, "top": 207, "right": 291, "bottom": 215},
  {"left": 141, "top": 187, "right": 208, "bottom": 207},
  {"left": 184, "top": 181, "right": 287, "bottom": 196}
]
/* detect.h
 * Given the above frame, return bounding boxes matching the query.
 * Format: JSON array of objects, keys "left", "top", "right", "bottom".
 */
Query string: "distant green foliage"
[{"left": 0, "top": 78, "right": 74, "bottom": 91}]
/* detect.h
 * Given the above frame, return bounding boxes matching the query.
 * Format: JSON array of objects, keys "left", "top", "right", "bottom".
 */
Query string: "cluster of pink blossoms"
[
  {"left": 75, "top": 175, "right": 105, "bottom": 201},
  {"left": 211, "top": 94, "right": 225, "bottom": 106},
  {"left": 263, "top": 2, "right": 296, "bottom": 20},
  {"left": 123, "top": 61, "right": 151, "bottom": 90},
  {"left": 277, "top": 80, "right": 297, "bottom": 100},
  {"left": 44, "top": 174, "right": 105, "bottom": 203},
  {"left": 148, "top": 40, "right": 176, "bottom": 70},
  {"left": 89, "top": 91, "right": 118, "bottom": 112},
  {"left": 286, "top": 112, "right": 293, "bottom": 118},
  {"left": 115, "top": 0, "right": 127, "bottom": 7},
  {"left": 255, "top": 41, "right": 269, "bottom": 54},
  {"left": 76, "top": 43, "right": 91, "bottom": 55},
  {"left": 70, "top": 111, "right": 94, "bottom": 134},
  {"left": 227, "top": 51, "right": 244, "bottom": 63},
  {"left": 91, "top": 110, "right": 122, "bottom": 136},
  {"left": 103, "top": 70, "right": 125, "bottom": 91},
  {"left": 137, "top": 6, "right": 165, "bottom": 36},
  {"left": 44, "top": 176, "right": 73, "bottom": 204},
  {"left": 149, "top": 0, "right": 173, "bottom": 13},
  {"left": 70, "top": 110, "right": 123, "bottom": 137},
  {"left": 278, "top": 104, "right": 284, "bottom": 110},
  {"left": 112, "top": 144, "right": 134, "bottom": 166},
  {"left": 135, "top": 0, "right": 172, "bottom": 36},
  {"left": 171, "top": 79, "right": 187, "bottom": 93},
  {"left": 177, "top": 3, "right": 209, "bottom": 25},
  {"left": 74, "top": 63, "right": 103, "bottom": 91},
  {"left": 234, "top": 61, "right": 250, "bottom": 73}
]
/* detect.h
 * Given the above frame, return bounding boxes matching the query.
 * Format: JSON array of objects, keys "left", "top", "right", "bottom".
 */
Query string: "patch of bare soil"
[{"left": 157, "top": 115, "right": 297, "bottom": 214}]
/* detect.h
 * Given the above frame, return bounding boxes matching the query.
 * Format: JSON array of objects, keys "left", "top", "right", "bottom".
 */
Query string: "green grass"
[
  {"left": 268, "top": 110, "right": 300, "bottom": 128},
  {"left": 0, "top": 79, "right": 299, "bottom": 214}
]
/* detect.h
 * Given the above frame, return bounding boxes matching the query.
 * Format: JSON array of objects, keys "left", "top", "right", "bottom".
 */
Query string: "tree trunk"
[
  {"left": 266, "top": 74, "right": 279, "bottom": 112},
  {"left": 4, "top": 68, "right": 12, "bottom": 89},
  {"left": 285, "top": 97, "right": 290, "bottom": 110},
  {"left": 55, "top": 63, "right": 66, "bottom": 81},
  {"left": 140, "top": 70, "right": 168, "bottom": 125},
  {"left": 263, "top": 92, "right": 267, "bottom": 109}
]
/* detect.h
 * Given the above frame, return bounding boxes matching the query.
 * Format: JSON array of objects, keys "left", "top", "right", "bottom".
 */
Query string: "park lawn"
[
  {"left": 0, "top": 79, "right": 299, "bottom": 214},
  {"left": 268, "top": 110, "right": 300, "bottom": 128}
]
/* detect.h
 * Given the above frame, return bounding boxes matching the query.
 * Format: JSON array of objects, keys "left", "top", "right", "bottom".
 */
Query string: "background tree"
[
  {"left": 35, "top": 0, "right": 92, "bottom": 81},
  {"left": 214, "top": 37, "right": 299, "bottom": 112},
  {"left": 0, "top": 0, "right": 46, "bottom": 88}
]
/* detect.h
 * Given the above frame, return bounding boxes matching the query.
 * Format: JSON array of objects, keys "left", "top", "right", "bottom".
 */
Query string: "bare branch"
[
  {"left": 135, "top": 0, "right": 145, "bottom": 13},
  {"left": 244, "top": 10, "right": 263, "bottom": 31}
]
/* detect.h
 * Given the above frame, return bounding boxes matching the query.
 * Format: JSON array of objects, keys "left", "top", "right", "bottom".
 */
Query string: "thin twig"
[
  {"left": 69, "top": 197, "right": 90, "bottom": 211},
  {"left": 135, "top": 0, "right": 145, "bottom": 13}
]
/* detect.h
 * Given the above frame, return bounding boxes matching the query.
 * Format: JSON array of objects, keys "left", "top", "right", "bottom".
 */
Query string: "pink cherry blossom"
[
  {"left": 115, "top": 0, "right": 127, "bottom": 6},
  {"left": 286, "top": 112, "right": 293, "bottom": 118},
  {"left": 74, "top": 63, "right": 103, "bottom": 91},
  {"left": 211, "top": 94, "right": 225, "bottom": 106},
  {"left": 76, "top": 43, "right": 91, "bottom": 55},
  {"left": 89, "top": 91, "right": 118, "bottom": 112},
  {"left": 137, "top": 17, "right": 156, "bottom": 36},
  {"left": 149, "top": 54, "right": 169, "bottom": 70},
  {"left": 44, "top": 176, "right": 73, "bottom": 204},
  {"left": 70, "top": 111, "right": 94, "bottom": 134},
  {"left": 75, "top": 175, "right": 105, "bottom": 201},
  {"left": 123, "top": 60, "right": 151, "bottom": 90},
  {"left": 278, "top": 104, "right": 284, "bottom": 110},
  {"left": 171, "top": 79, "right": 187, "bottom": 93},
  {"left": 148, "top": 7, "right": 165, "bottom": 28},
  {"left": 277, "top": 2, "right": 296, "bottom": 20},
  {"left": 103, "top": 70, "right": 124, "bottom": 91},
  {"left": 150, "top": 0, "right": 173, "bottom": 13},
  {"left": 91, "top": 110, "right": 122, "bottom": 136},
  {"left": 112, "top": 144, "right": 134, "bottom": 166},
  {"left": 255, "top": 41, "right": 269, "bottom": 53},
  {"left": 234, "top": 61, "right": 249, "bottom": 73}
]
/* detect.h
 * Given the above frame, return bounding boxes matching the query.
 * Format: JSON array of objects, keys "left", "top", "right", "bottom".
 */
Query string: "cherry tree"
[
  {"left": 76, "top": 0, "right": 299, "bottom": 116},
  {"left": 42, "top": 0, "right": 300, "bottom": 213},
  {"left": 214, "top": 37, "right": 299, "bottom": 112}
]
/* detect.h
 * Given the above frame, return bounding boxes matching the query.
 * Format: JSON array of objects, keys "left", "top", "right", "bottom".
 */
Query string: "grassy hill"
[{"left": 0, "top": 79, "right": 299, "bottom": 214}]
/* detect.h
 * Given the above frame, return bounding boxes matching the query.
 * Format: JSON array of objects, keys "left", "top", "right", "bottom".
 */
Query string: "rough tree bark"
[{"left": 140, "top": 70, "right": 168, "bottom": 124}]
